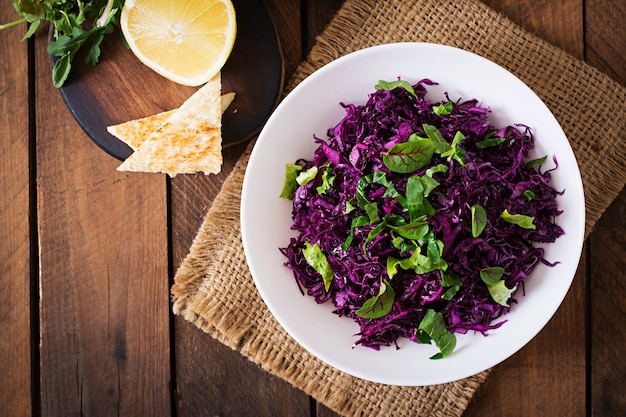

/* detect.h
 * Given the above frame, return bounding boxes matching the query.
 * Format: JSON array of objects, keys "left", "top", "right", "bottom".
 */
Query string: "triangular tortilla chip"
[
  {"left": 107, "top": 92, "right": 235, "bottom": 151},
  {"left": 117, "top": 74, "right": 224, "bottom": 176}
]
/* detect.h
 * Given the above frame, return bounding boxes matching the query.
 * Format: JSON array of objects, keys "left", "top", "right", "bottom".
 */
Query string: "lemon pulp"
[{"left": 121, "top": 0, "right": 236, "bottom": 86}]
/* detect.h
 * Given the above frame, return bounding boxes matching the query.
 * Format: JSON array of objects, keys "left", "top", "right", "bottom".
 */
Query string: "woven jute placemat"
[{"left": 171, "top": 0, "right": 626, "bottom": 416}]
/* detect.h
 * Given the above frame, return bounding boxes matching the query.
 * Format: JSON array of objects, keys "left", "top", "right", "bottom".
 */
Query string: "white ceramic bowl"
[{"left": 241, "top": 42, "right": 585, "bottom": 386}]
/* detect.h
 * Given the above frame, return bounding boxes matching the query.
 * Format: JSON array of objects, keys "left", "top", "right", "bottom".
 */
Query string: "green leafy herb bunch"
[{"left": 1, "top": 0, "right": 125, "bottom": 87}]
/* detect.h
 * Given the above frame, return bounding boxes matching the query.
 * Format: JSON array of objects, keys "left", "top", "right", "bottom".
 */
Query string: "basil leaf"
[
  {"left": 422, "top": 124, "right": 452, "bottom": 154},
  {"left": 470, "top": 204, "right": 487, "bottom": 238},
  {"left": 302, "top": 242, "right": 334, "bottom": 292},
  {"left": 279, "top": 163, "right": 303, "bottom": 199},
  {"left": 479, "top": 266, "right": 505, "bottom": 285},
  {"left": 383, "top": 139, "right": 434, "bottom": 173},
  {"left": 418, "top": 309, "right": 457, "bottom": 359},
  {"left": 501, "top": 209, "right": 536, "bottom": 230},
  {"left": 488, "top": 280, "right": 515, "bottom": 307},
  {"left": 374, "top": 79, "right": 417, "bottom": 98},
  {"left": 355, "top": 281, "right": 395, "bottom": 319}
]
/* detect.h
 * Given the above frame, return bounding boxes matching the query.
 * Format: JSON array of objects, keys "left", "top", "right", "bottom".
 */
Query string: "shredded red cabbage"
[{"left": 280, "top": 79, "right": 564, "bottom": 354}]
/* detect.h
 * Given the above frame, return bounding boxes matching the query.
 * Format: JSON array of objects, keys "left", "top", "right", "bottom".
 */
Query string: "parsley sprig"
[{"left": 1, "top": 0, "right": 125, "bottom": 87}]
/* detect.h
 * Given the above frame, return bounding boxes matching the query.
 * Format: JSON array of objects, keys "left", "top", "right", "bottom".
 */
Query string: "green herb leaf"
[
  {"left": 441, "top": 131, "right": 467, "bottom": 166},
  {"left": 6, "top": 0, "right": 124, "bottom": 87},
  {"left": 475, "top": 136, "right": 506, "bottom": 149},
  {"left": 432, "top": 101, "right": 453, "bottom": 116},
  {"left": 372, "top": 171, "right": 406, "bottom": 207},
  {"left": 470, "top": 204, "right": 487, "bottom": 238},
  {"left": 390, "top": 221, "right": 429, "bottom": 240},
  {"left": 386, "top": 233, "right": 447, "bottom": 278},
  {"left": 355, "top": 281, "right": 395, "bottom": 319},
  {"left": 51, "top": 52, "right": 73, "bottom": 88},
  {"left": 386, "top": 250, "right": 423, "bottom": 279},
  {"left": 383, "top": 139, "right": 434, "bottom": 173},
  {"left": 500, "top": 209, "right": 536, "bottom": 230},
  {"left": 523, "top": 190, "right": 536, "bottom": 201},
  {"left": 441, "top": 273, "right": 461, "bottom": 300},
  {"left": 479, "top": 266, "right": 505, "bottom": 285},
  {"left": 375, "top": 79, "right": 417, "bottom": 98},
  {"left": 525, "top": 155, "right": 548, "bottom": 169},
  {"left": 296, "top": 166, "right": 318, "bottom": 186},
  {"left": 315, "top": 165, "right": 335, "bottom": 195},
  {"left": 344, "top": 199, "right": 357, "bottom": 214},
  {"left": 302, "top": 242, "right": 334, "bottom": 292},
  {"left": 406, "top": 176, "right": 433, "bottom": 221},
  {"left": 422, "top": 124, "right": 452, "bottom": 154},
  {"left": 280, "top": 164, "right": 303, "bottom": 199},
  {"left": 488, "top": 280, "right": 515, "bottom": 307},
  {"left": 341, "top": 215, "right": 369, "bottom": 250},
  {"left": 364, "top": 202, "right": 380, "bottom": 223},
  {"left": 418, "top": 309, "right": 457, "bottom": 359}
]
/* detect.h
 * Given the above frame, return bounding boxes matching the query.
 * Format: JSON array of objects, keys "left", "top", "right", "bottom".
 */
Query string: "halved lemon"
[{"left": 121, "top": 0, "right": 237, "bottom": 86}]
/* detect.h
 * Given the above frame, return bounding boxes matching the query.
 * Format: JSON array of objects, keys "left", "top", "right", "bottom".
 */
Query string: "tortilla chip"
[
  {"left": 116, "top": 74, "right": 227, "bottom": 176},
  {"left": 107, "top": 92, "right": 235, "bottom": 151}
]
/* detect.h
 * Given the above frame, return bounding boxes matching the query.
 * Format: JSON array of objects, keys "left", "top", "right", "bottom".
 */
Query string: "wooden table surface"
[{"left": 1, "top": 1, "right": 624, "bottom": 416}]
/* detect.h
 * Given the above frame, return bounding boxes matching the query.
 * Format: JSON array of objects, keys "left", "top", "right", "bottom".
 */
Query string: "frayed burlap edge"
[{"left": 172, "top": 0, "right": 626, "bottom": 416}]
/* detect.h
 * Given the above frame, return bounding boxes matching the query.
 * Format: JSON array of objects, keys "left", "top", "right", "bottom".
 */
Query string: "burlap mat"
[{"left": 171, "top": 0, "right": 626, "bottom": 415}]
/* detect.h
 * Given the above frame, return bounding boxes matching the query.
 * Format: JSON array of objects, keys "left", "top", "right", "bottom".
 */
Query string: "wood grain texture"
[
  {"left": 2, "top": 1, "right": 623, "bottom": 416},
  {"left": 34, "top": 20, "right": 173, "bottom": 417},
  {"left": 0, "top": 4, "right": 32, "bottom": 417},
  {"left": 586, "top": 0, "right": 626, "bottom": 85},
  {"left": 586, "top": 2, "right": 626, "bottom": 415},
  {"left": 589, "top": 191, "right": 626, "bottom": 416},
  {"left": 170, "top": 1, "right": 311, "bottom": 415}
]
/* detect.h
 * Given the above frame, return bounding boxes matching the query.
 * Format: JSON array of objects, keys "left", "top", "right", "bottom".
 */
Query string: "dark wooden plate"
[{"left": 53, "top": 0, "right": 284, "bottom": 161}]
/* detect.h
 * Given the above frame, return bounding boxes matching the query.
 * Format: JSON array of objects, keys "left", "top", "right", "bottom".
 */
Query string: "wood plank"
[
  {"left": 589, "top": 190, "right": 626, "bottom": 416},
  {"left": 302, "top": 0, "right": 345, "bottom": 54},
  {"left": 585, "top": 0, "right": 626, "bottom": 84},
  {"left": 34, "top": 22, "right": 172, "bottom": 417},
  {"left": 0, "top": 4, "right": 33, "bottom": 417},
  {"left": 466, "top": 1, "right": 587, "bottom": 415},
  {"left": 171, "top": 1, "right": 312, "bottom": 415},
  {"left": 586, "top": 1, "right": 626, "bottom": 415}
]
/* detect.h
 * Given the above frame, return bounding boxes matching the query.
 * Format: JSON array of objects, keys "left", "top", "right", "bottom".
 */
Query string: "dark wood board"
[{"left": 53, "top": 0, "right": 283, "bottom": 161}]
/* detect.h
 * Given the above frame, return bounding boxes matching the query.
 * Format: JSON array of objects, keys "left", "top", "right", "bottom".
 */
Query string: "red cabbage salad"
[{"left": 279, "top": 78, "right": 564, "bottom": 359}]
